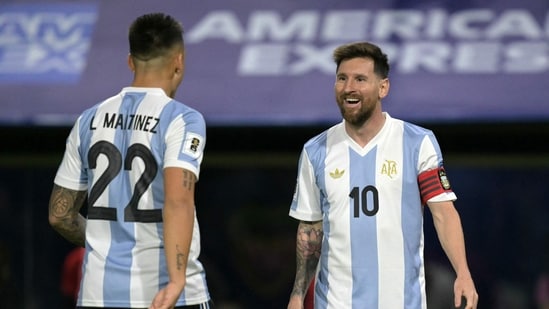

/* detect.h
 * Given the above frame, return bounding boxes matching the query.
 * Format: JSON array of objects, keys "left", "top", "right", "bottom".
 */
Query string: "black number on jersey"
[
  {"left": 87, "top": 141, "right": 162, "bottom": 223},
  {"left": 349, "top": 186, "right": 379, "bottom": 217}
]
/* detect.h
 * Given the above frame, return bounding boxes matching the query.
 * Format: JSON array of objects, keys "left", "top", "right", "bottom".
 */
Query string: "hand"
[
  {"left": 287, "top": 295, "right": 304, "bottom": 309},
  {"left": 454, "top": 276, "right": 478, "bottom": 309},
  {"left": 149, "top": 281, "right": 185, "bottom": 309}
]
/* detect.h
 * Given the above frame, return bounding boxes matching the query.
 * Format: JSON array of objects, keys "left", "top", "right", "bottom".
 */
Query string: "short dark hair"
[
  {"left": 128, "top": 13, "right": 184, "bottom": 61},
  {"left": 333, "top": 42, "right": 390, "bottom": 78}
]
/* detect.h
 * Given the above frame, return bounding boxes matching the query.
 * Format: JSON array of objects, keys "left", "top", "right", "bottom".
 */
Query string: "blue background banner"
[
  {"left": 0, "top": 0, "right": 548, "bottom": 125},
  {"left": 0, "top": 3, "right": 98, "bottom": 84}
]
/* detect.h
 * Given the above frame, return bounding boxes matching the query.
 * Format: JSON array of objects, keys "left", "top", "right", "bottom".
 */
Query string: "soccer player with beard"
[{"left": 287, "top": 42, "right": 478, "bottom": 309}]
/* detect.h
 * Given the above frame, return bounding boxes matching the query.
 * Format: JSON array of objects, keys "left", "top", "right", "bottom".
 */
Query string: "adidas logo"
[{"left": 330, "top": 168, "right": 345, "bottom": 179}]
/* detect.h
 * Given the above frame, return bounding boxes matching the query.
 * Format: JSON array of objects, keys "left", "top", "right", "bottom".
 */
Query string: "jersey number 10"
[{"left": 349, "top": 186, "right": 379, "bottom": 217}]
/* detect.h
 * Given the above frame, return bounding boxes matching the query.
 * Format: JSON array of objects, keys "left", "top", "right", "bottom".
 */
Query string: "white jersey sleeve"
[
  {"left": 289, "top": 147, "right": 323, "bottom": 222},
  {"left": 418, "top": 133, "right": 457, "bottom": 203},
  {"left": 163, "top": 111, "right": 205, "bottom": 179},
  {"left": 54, "top": 116, "right": 88, "bottom": 191}
]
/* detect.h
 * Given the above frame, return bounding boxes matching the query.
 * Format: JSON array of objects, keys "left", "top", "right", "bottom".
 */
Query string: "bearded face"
[{"left": 334, "top": 57, "right": 388, "bottom": 127}]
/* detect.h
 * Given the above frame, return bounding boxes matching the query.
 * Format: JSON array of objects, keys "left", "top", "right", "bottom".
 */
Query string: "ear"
[
  {"left": 127, "top": 54, "right": 135, "bottom": 73},
  {"left": 379, "top": 78, "right": 390, "bottom": 99},
  {"left": 174, "top": 50, "right": 184, "bottom": 74}
]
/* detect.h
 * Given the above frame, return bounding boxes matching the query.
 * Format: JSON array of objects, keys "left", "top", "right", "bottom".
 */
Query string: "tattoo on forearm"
[
  {"left": 291, "top": 221, "right": 323, "bottom": 297},
  {"left": 182, "top": 171, "right": 195, "bottom": 191},
  {"left": 49, "top": 184, "right": 87, "bottom": 246},
  {"left": 176, "top": 244, "right": 186, "bottom": 271},
  {"left": 297, "top": 223, "right": 322, "bottom": 259}
]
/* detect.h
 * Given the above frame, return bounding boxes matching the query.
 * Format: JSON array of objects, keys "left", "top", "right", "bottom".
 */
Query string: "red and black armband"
[{"left": 418, "top": 167, "right": 453, "bottom": 205}]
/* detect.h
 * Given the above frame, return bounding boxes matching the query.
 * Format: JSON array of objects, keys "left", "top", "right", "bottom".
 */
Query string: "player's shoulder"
[
  {"left": 301, "top": 122, "right": 342, "bottom": 164},
  {"left": 304, "top": 122, "right": 341, "bottom": 148},
  {"left": 171, "top": 98, "right": 203, "bottom": 115},
  {"left": 164, "top": 99, "right": 205, "bottom": 125},
  {"left": 81, "top": 91, "right": 122, "bottom": 115},
  {"left": 76, "top": 98, "right": 108, "bottom": 123},
  {"left": 390, "top": 115, "right": 434, "bottom": 138}
]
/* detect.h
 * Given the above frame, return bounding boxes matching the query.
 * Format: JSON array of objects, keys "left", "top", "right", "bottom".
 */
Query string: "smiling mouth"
[{"left": 345, "top": 98, "right": 360, "bottom": 104}]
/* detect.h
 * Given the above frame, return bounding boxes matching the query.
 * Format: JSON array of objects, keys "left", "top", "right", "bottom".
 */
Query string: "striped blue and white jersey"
[
  {"left": 54, "top": 87, "right": 210, "bottom": 307},
  {"left": 289, "top": 113, "right": 456, "bottom": 309}
]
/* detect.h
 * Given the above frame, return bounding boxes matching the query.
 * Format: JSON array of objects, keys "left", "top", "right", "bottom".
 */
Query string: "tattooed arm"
[
  {"left": 288, "top": 220, "right": 323, "bottom": 309},
  {"left": 150, "top": 167, "right": 196, "bottom": 309},
  {"left": 48, "top": 184, "right": 87, "bottom": 247}
]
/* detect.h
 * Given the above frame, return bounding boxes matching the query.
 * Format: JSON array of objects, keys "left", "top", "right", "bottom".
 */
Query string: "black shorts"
[{"left": 77, "top": 300, "right": 214, "bottom": 309}]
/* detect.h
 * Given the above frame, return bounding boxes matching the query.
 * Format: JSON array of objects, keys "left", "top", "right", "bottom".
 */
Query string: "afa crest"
[{"left": 381, "top": 160, "right": 398, "bottom": 178}]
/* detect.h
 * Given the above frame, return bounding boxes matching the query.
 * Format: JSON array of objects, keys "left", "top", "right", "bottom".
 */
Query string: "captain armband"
[{"left": 418, "top": 167, "right": 453, "bottom": 205}]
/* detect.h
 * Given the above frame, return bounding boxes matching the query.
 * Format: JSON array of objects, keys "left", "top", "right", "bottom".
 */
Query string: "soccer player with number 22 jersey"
[{"left": 49, "top": 13, "right": 213, "bottom": 309}]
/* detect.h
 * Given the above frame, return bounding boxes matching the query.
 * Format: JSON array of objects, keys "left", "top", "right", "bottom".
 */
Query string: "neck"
[
  {"left": 131, "top": 73, "right": 174, "bottom": 98},
  {"left": 129, "top": 50, "right": 182, "bottom": 98},
  {"left": 345, "top": 111, "right": 386, "bottom": 148}
]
